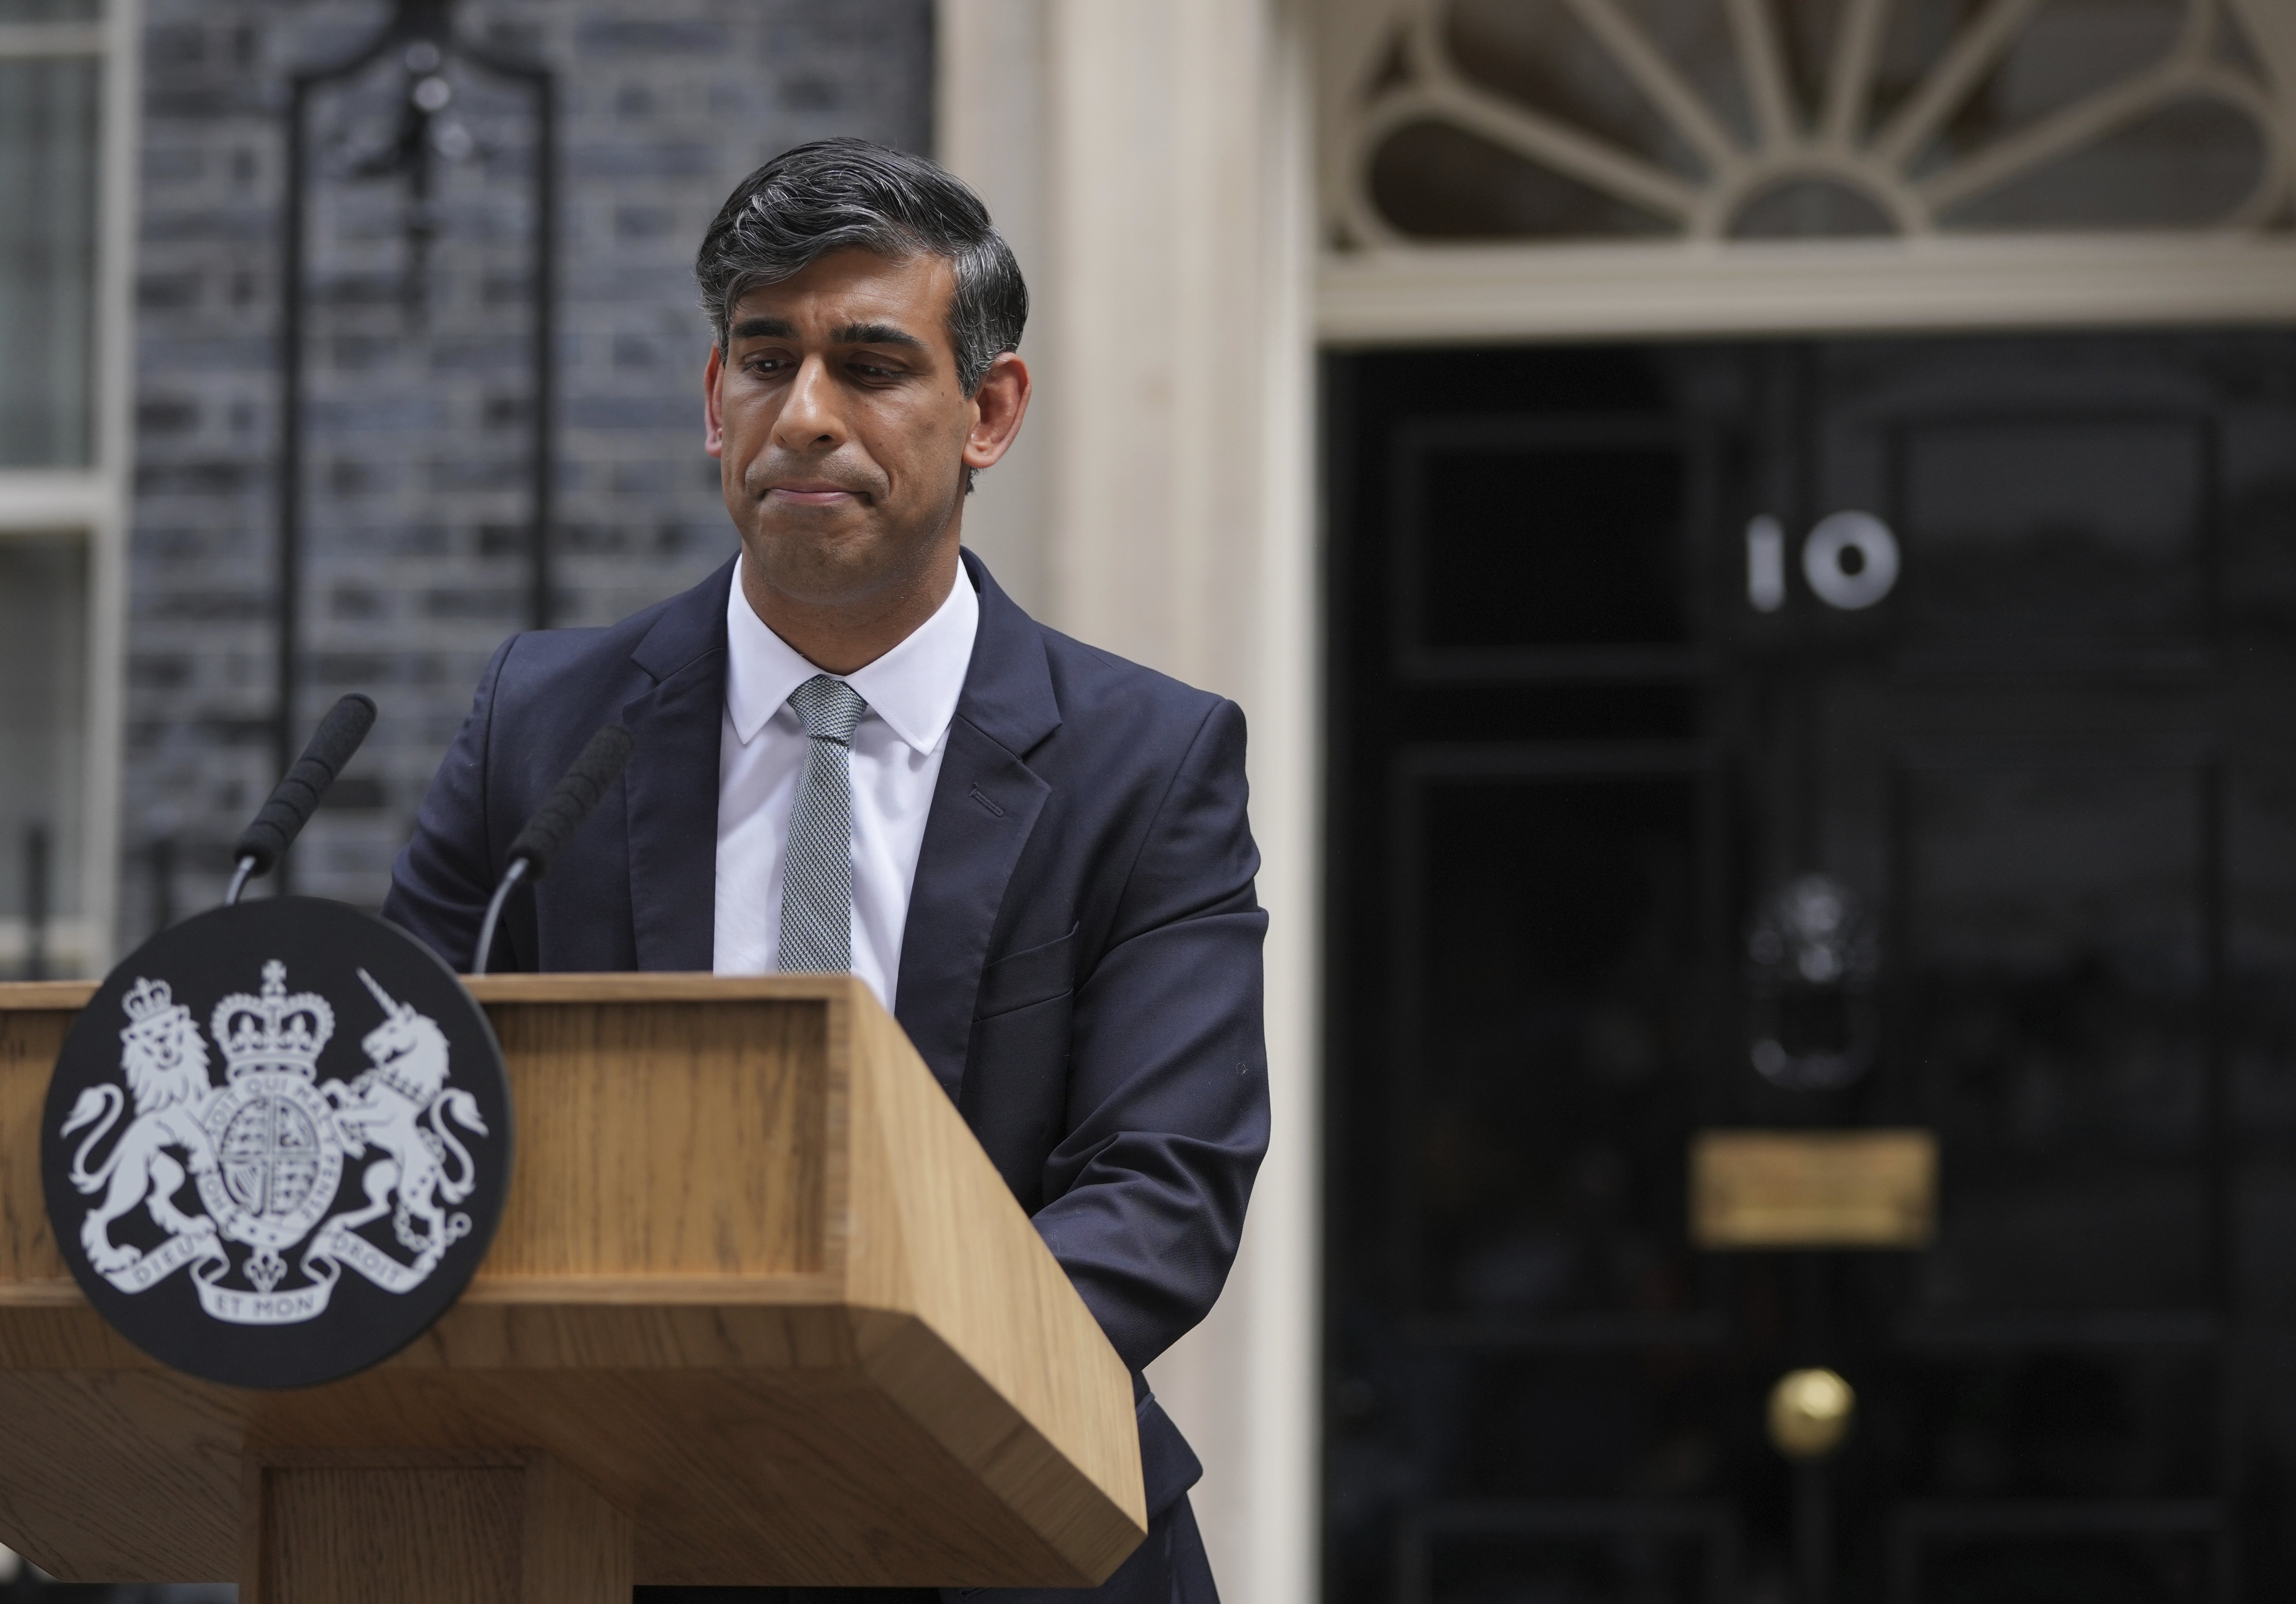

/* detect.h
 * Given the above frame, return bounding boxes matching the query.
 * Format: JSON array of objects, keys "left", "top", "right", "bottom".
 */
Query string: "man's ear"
[
  {"left": 703, "top": 344, "right": 726, "bottom": 458},
  {"left": 963, "top": 352, "right": 1032, "bottom": 472}
]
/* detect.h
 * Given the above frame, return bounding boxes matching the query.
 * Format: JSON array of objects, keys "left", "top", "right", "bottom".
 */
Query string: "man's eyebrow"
[
  {"left": 726, "top": 316, "right": 927, "bottom": 351},
  {"left": 831, "top": 321, "right": 926, "bottom": 350}
]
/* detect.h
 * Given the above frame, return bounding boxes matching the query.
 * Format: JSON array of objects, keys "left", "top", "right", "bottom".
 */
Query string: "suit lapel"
[
  {"left": 895, "top": 551, "right": 1062, "bottom": 1096},
  {"left": 622, "top": 557, "right": 735, "bottom": 972}
]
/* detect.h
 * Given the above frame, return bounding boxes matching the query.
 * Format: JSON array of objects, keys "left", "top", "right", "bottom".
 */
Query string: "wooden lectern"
[{"left": 0, "top": 974, "right": 1147, "bottom": 1600}]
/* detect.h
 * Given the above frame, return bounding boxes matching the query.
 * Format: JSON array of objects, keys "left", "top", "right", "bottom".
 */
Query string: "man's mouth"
[{"left": 764, "top": 480, "right": 863, "bottom": 506}]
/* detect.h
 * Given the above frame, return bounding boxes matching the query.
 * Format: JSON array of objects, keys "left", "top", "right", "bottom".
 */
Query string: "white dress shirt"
[{"left": 713, "top": 556, "right": 979, "bottom": 1008}]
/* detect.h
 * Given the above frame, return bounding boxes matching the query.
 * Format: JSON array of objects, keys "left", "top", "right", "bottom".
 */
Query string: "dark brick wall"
[{"left": 124, "top": 0, "right": 933, "bottom": 934}]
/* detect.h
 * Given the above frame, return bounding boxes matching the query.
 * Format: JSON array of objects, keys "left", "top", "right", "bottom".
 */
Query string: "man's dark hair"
[{"left": 696, "top": 138, "right": 1027, "bottom": 398}]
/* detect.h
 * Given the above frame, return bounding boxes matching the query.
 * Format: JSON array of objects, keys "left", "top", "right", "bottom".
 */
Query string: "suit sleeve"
[
  {"left": 1031, "top": 698, "right": 1271, "bottom": 1376},
  {"left": 383, "top": 635, "right": 515, "bottom": 972}
]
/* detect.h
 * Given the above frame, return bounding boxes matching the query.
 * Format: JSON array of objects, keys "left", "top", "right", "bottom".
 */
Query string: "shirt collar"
[{"left": 722, "top": 553, "right": 979, "bottom": 755}]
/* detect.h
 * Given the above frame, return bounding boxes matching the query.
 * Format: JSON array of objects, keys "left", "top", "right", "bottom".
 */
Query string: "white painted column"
[
  {"left": 934, "top": 0, "right": 1054, "bottom": 615},
  {"left": 937, "top": 4, "right": 1321, "bottom": 1600}
]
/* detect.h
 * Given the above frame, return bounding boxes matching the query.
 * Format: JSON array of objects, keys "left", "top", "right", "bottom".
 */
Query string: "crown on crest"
[
  {"left": 119, "top": 976, "right": 193, "bottom": 1045},
  {"left": 122, "top": 976, "right": 178, "bottom": 1023},
  {"left": 210, "top": 960, "right": 335, "bottom": 1080}
]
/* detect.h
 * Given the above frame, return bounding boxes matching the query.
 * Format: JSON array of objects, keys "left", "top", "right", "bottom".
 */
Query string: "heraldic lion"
[{"left": 62, "top": 977, "right": 218, "bottom": 1273}]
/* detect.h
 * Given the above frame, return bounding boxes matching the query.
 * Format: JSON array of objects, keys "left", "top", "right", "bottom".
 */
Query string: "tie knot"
[{"left": 788, "top": 674, "right": 867, "bottom": 744}]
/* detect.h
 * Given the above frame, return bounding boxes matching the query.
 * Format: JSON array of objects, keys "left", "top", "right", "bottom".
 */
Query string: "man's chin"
[
  {"left": 740, "top": 522, "right": 932, "bottom": 602},
  {"left": 739, "top": 503, "right": 872, "bottom": 553},
  {"left": 740, "top": 510, "right": 879, "bottom": 558}
]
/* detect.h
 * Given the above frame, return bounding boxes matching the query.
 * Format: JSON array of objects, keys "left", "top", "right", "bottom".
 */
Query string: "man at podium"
[{"left": 385, "top": 139, "right": 1268, "bottom": 1603}]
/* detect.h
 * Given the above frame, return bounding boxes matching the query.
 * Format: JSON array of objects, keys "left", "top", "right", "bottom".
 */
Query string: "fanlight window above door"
[{"left": 1336, "top": 0, "right": 2294, "bottom": 245}]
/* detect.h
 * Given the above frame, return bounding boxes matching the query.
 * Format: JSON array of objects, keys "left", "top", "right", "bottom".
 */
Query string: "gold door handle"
[{"left": 1768, "top": 1368, "right": 1855, "bottom": 1460}]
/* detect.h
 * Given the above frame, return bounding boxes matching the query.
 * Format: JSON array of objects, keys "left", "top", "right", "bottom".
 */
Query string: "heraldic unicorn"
[{"left": 57, "top": 959, "right": 489, "bottom": 1326}]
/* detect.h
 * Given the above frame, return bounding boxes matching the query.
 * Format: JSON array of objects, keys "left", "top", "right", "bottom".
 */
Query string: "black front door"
[{"left": 1324, "top": 331, "right": 2296, "bottom": 1603}]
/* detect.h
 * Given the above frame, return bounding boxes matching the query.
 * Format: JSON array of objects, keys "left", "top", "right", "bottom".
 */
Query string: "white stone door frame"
[
  {"left": 1319, "top": 230, "right": 2296, "bottom": 346},
  {"left": 937, "top": 5, "right": 1321, "bottom": 1604}
]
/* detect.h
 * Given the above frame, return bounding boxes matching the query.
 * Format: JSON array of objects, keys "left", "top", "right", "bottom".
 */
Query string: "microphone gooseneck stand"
[
  {"left": 224, "top": 692, "right": 379, "bottom": 906},
  {"left": 472, "top": 723, "right": 635, "bottom": 976}
]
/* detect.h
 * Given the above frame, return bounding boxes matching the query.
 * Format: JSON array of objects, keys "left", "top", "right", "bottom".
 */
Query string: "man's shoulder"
[
  {"left": 1035, "top": 624, "right": 1226, "bottom": 725},
  {"left": 958, "top": 550, "right": 1234, "bottom": 771},
  {"left": 1022, "top": 624, "right": 1239, "bottom": 787}
]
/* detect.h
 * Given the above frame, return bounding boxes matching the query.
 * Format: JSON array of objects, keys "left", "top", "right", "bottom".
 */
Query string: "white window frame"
[
  {"left": 0, "top": 0, "right": 139, "bottom": 974},
  {"left": 1313, "top": 0, "right": 2296, "bottom": 344}
]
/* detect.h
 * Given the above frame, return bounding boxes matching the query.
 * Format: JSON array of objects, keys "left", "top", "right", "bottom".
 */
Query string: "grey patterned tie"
[{"left": 776, "top": 674, "right": 868, "bottom": 972}]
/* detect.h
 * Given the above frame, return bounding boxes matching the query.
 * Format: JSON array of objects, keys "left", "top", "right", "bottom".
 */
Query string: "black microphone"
[
  {"left": 224, "top": 693, "right": 378, "bottom": 905},
  {"left": 472, "top": 724, "right": 635, "bottom": 976}
]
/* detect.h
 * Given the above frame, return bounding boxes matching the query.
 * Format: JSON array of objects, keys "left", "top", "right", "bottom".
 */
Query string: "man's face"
[{"left": 704, "top": 247, "right": 974, "bottom": 609}]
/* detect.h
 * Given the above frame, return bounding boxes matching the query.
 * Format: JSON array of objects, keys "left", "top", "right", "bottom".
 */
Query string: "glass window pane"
[
  {"left": 0, "top": 55, "right": 99, "bottom": 467},
  {"left": 0, "top": 1, "right": 101, "bottom": 21},
  {"left": 0, "top": 535, "right": 87, "bottom": 978},
  {"left": 1351, "top": 0, "right": 2284, "bottom": 242}
]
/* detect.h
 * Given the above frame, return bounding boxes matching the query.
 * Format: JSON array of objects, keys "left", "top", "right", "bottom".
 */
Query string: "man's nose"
[{"left": 773, "top": 352, "right": 848, "bottom": 452}]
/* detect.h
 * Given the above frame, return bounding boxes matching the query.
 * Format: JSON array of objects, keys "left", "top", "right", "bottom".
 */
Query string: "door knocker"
[{"left": 1746, "top": 873, "right": 1879, "bottom": 1090}]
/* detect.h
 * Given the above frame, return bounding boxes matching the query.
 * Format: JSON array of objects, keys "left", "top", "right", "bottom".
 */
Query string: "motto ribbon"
[
  {"left": 193, "top": 1247, "right": 338, "bottom": 1326},
  {"left": 93, "top": 1211, "right": 464, "bottom": 1326},
  {"left": 96, "top": 1220, "right": 220, "bottom": 1297}
]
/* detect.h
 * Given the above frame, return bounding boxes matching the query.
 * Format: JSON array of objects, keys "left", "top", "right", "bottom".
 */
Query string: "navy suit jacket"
[{"left": 384, "top": 548, "right": 1269, "bottom": 1546}]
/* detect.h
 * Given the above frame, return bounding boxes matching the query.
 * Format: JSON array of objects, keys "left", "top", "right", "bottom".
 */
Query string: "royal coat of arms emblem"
[{"left": 44, "top": 898, "right": 510, "bottom": 1388}]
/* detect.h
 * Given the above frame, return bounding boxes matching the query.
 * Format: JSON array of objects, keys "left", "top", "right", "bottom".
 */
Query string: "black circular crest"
[{"left": 41, "top": 898, "right": 512, "bottom": 1389}]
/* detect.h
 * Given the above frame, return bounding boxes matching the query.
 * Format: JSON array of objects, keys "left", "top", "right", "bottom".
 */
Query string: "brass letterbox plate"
[{"left": 1690, "top": 1129, "right": 1936, "bottom": 1249}]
